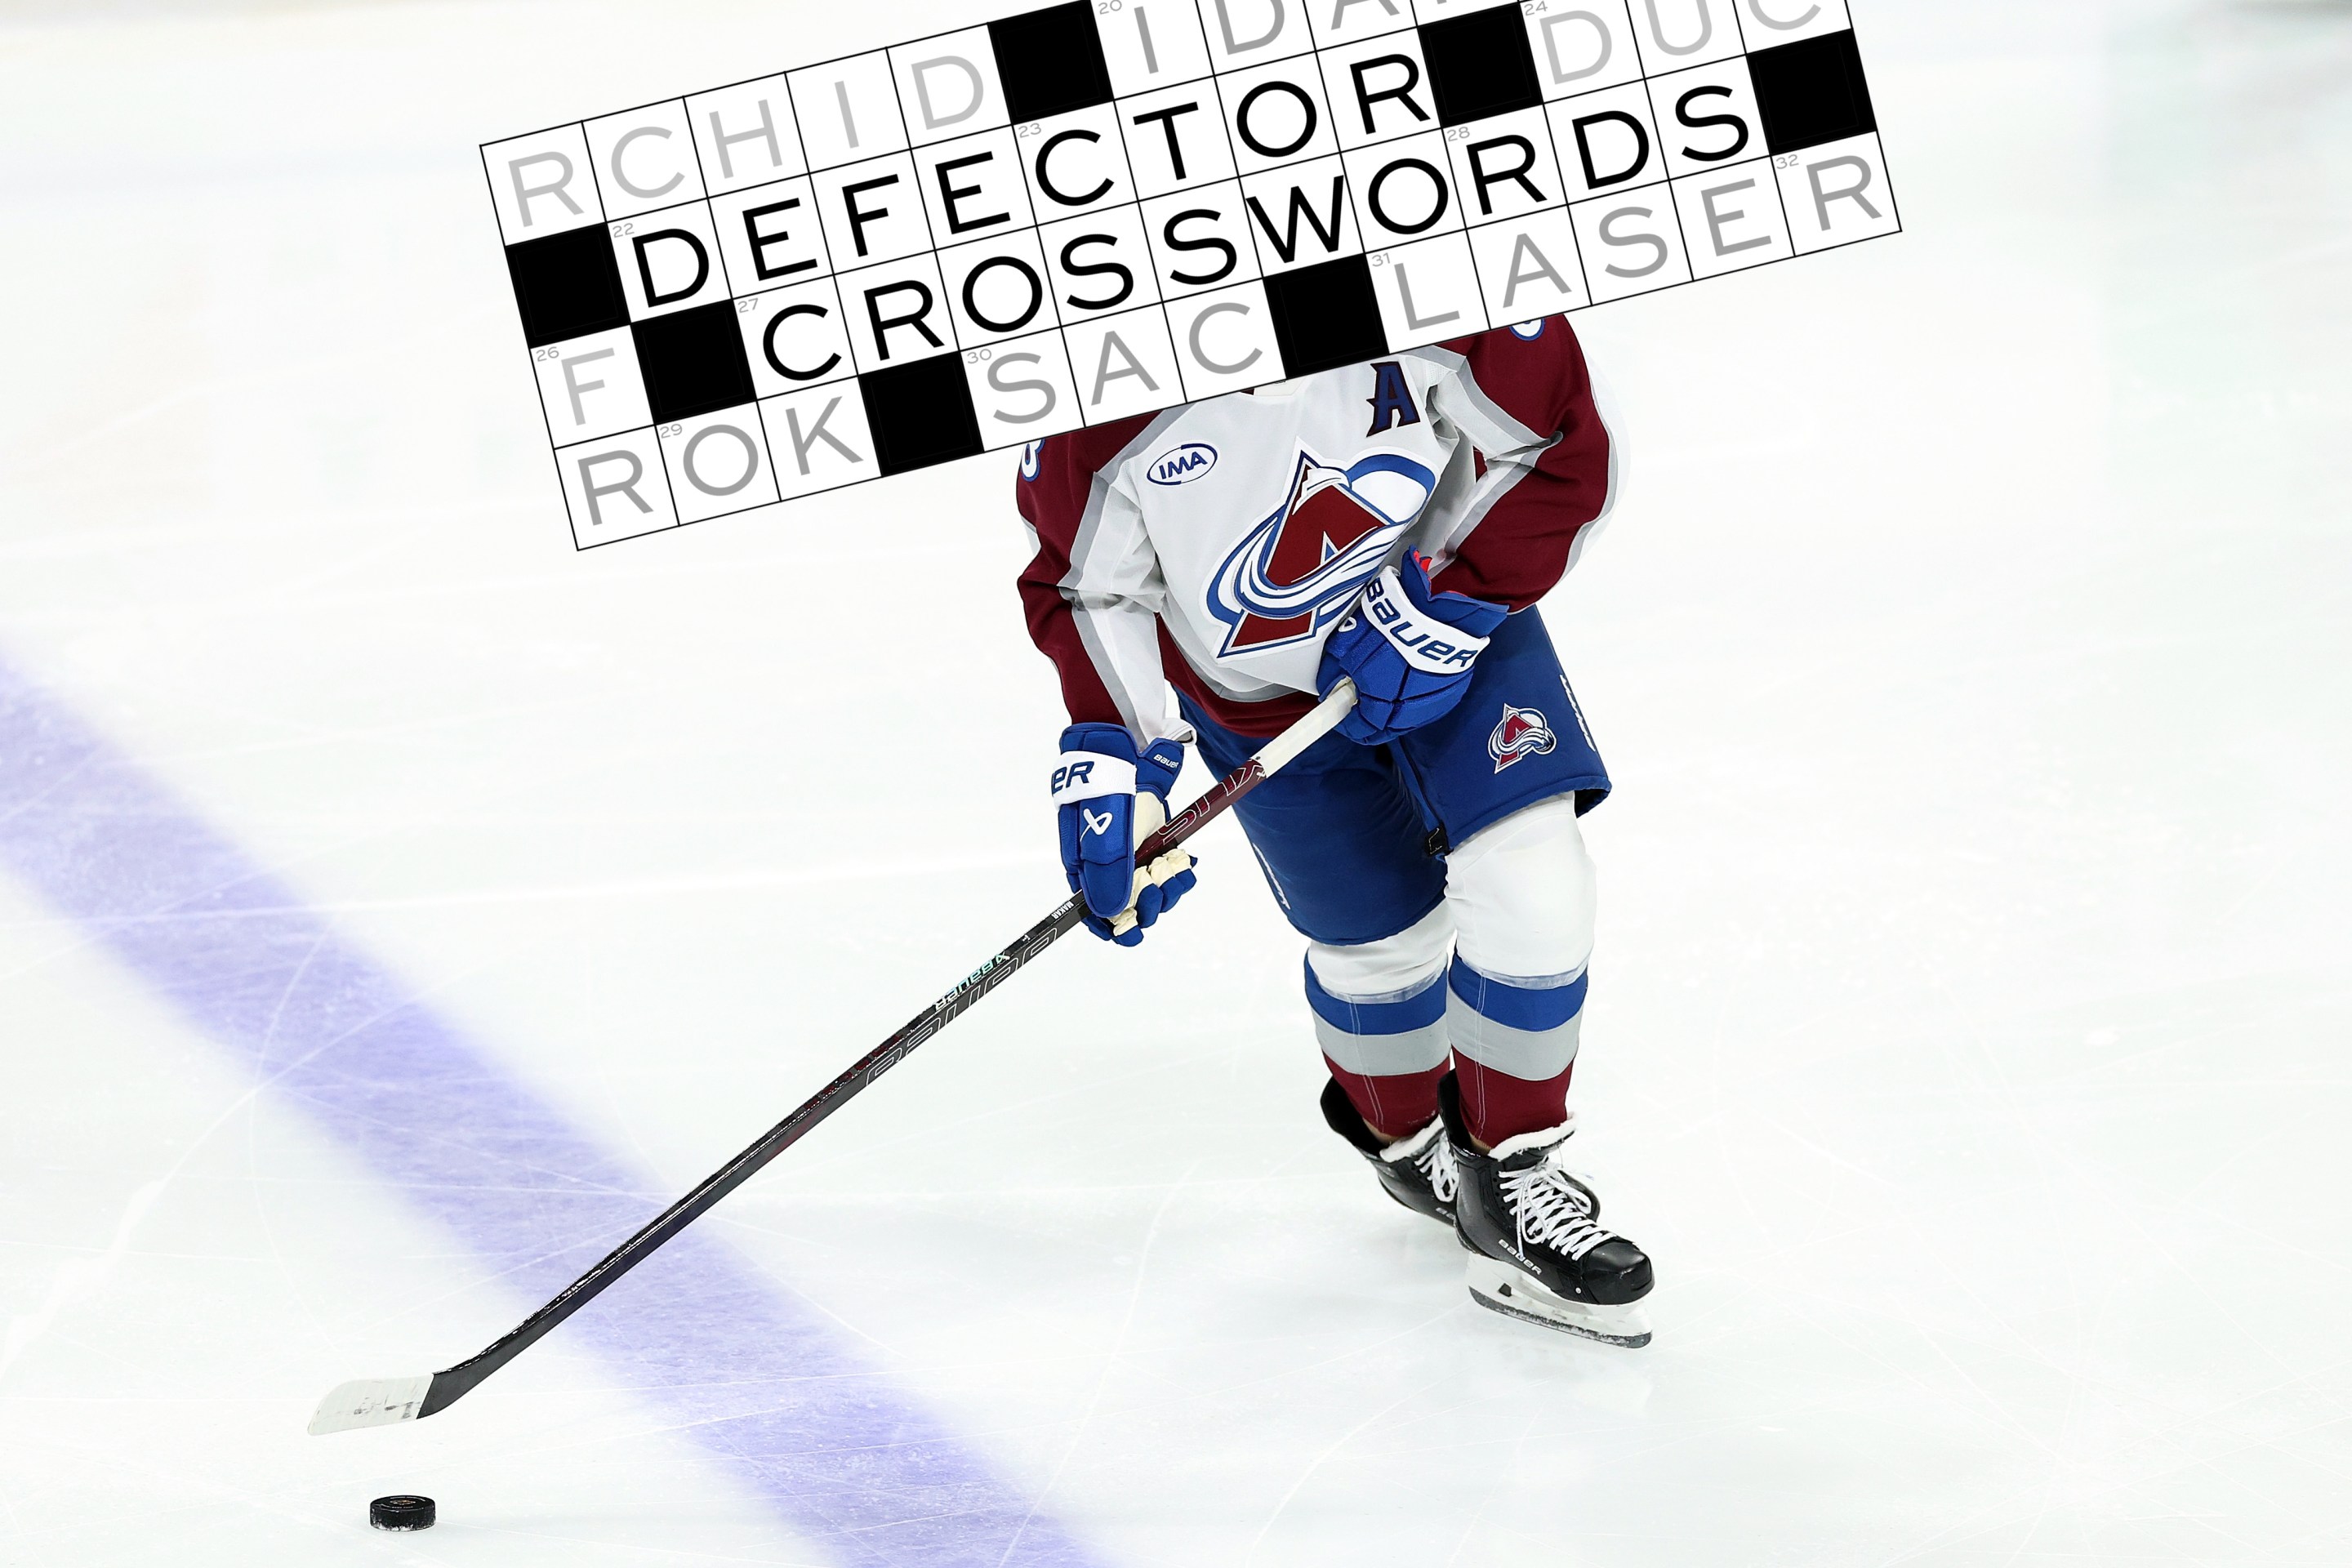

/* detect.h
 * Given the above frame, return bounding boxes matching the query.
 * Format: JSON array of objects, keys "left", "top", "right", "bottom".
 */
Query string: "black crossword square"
[
  {"left": 990, "top": 2, "right": 1114, "bottom": 124},
  {"left": 860, "top": 355, "right": 983, "bottom": 476},
  {"left": 506, "top": 227, "right": 629, "bottom": 349},
  {"left": 631, "top": 303, "right": 755, "bottom": 423},
  {"left": 1266, "top": 256, "right": 1389, "bottom": 378},
  {"left": 1418, "top": 7, "right": 1543, "bottom": 127},
  {"left": 1750, "top": 29, "right": 1878, "bottom": 156}
]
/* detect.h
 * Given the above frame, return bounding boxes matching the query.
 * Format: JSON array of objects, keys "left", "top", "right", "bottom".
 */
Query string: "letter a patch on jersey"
[
  {"left": 1206, "top": 448, "right": 1437, "bottom": 653},
  {"left": 1365, "top": 361, "right": 1421, "bottom": 435}
]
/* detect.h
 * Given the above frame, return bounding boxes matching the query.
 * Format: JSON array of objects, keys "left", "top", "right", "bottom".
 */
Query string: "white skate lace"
[
  {"left": 1502, "top": 1152, "right": 1610, "bottom": 1261},
  {"left": 1413, "top": 1131, "right": 1458, "bottom": 1206},
  {"left": 1382, "top": 1119, "right": 1459, "bottom": 1205}
]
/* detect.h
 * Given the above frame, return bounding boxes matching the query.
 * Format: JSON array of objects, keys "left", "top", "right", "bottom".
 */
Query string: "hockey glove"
[
  {"left": 1318, "top": 550, "right": 1509, "bottom": 746},
  {"left": 1053, "top": 724, "right": 1198, "bottom": 946}
]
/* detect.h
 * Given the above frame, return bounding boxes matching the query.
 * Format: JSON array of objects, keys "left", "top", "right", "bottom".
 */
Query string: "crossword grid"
[{"left": 483, "top": 0, "right": 1897, "bottom": 547}]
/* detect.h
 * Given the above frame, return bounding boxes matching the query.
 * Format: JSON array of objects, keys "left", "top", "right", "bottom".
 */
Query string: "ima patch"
[{"left": 1145, "top": 443, "right": 1218, "bottom": 485}]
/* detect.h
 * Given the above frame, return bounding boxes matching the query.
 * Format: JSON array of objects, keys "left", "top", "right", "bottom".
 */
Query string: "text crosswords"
[{"left": 484, "top": 0, "right": 1897, "bottom": 546}]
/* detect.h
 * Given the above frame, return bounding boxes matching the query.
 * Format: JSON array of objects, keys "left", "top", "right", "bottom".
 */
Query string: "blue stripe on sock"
[
  {"left": 1447, "top": 956, "right": 1588, "bottom": 1032},
  {"left": 1303, "top": 956, "right": 1449, "bottom": 1036}
]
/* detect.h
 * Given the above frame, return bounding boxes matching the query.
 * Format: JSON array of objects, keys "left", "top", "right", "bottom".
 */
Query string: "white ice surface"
[{"left": 2, "top": 1, "right": 2349, "bottom": 1564}]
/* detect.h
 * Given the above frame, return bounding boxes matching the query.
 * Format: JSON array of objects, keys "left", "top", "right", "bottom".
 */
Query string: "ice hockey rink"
[{"left": 2, "top": 0, "right": 2347, "bottom": 1562}]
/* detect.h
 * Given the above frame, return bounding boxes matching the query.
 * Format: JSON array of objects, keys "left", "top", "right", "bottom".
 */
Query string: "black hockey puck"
[{"left": 369, "top": 1494, "right": 435, "bottom": 1531}]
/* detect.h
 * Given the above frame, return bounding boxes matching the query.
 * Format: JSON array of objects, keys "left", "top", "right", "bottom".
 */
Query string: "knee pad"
[
  {"left": 1446, "top": 795, "right": 1597, "bottom": 985},
  {"left": 1305, "top": 901, "right": 1453, "bottom": 1000}
]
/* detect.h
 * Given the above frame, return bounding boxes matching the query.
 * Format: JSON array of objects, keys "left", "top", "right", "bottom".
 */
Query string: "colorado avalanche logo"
[
  {"left": 1206, "top": 448, "right": 1437, "bottom": 654},
  {"left": 1489, "top": 703, "right": 1557, "bottom": 773}
]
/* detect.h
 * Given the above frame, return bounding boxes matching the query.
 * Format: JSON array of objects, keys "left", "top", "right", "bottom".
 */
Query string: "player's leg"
[
  {"left": 1181, "top": 697, "right": 1460, "bottom": 1223},
  {"left": 1444, "top": 792, "right": 1594, "bottom": 1149},
  {"left": 1441, "top": 798, "right": 1651, "bottom": 1343},
  {"left": 1396, "top": 609, "right": 1655, "bottom": 1344},
  {"left": 1307, "top": 905, "right": 1458, "bottom": 1222}
]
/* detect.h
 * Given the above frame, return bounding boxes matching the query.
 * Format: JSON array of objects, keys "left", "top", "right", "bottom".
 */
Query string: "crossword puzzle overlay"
[{"left": 485, "top": 0, "right": 1898, "bottom": 546}]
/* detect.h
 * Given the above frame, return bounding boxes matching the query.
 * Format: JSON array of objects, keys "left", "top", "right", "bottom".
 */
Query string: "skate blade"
[{"left": 1465, "top": 1254, "right": 1652, "bottom": 1348}]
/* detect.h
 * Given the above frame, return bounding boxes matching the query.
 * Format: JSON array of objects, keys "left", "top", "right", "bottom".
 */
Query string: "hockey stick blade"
[
  {"left": 308, "top": 1374, "right": 435, "bottom": 1434},
  {"left": 305, "top": 681, "right": 1356, "bottom": 1433}
]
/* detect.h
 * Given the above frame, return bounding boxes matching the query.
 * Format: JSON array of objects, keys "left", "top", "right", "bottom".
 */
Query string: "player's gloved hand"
[
  {"left": 1319, "top": 550, "right": 1509, "bottom": 746},
  {"left": 1053, "top": 725, "right": 1198, "bottom": 946}
]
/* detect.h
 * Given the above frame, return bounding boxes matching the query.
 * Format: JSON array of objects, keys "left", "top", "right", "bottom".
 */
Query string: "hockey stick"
[{"left": 308, "top": 678, "right": 1358, "bottom": 1435}]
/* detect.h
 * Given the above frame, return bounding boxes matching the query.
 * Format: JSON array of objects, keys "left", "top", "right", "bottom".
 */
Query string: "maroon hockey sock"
[
  {"left": 1456, "top": 1058, "right": 1575, "bottom": 1149},
  {"left": 1324, "top": 1057, "right": 1448, "bottom": 1140}
]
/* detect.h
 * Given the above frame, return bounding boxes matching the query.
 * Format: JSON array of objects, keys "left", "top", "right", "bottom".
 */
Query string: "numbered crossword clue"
[{"left": 483, "top": 0, "right": 1896, "bottom": 546}]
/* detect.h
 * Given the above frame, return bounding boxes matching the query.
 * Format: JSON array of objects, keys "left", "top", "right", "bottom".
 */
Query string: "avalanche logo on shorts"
[
  {"left": 1489, "top": 703, "right": 1558, "bottom": 773},
  {"left": 1206, "top": 448, "right": 1437, "bottom": 655}
]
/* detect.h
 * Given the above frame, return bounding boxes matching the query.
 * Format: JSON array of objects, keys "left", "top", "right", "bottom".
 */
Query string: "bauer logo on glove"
[
  {"left": 1319, "top": 550, "right": 1510, "bottom": 746},
  {"left": 1052, "top": 724, "right": 1198, "bottom": 946}
]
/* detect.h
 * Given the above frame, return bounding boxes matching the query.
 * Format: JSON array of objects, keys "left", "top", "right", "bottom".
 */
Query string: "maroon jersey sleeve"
[
  {"left": 1013, "top": 416, "right": 1157, "bottom": 729},
  {"left": 1425, "top": 322, "right": 1619, "bottom": 611}
]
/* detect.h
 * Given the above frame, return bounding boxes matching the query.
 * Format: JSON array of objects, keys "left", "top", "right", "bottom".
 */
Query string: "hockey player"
[{"left": 1016, "top": 319, "right": 1652, "bottom": 1346}]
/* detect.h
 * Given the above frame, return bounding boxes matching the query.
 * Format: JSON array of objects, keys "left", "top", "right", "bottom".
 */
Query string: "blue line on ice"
[{"left": 0, "top": 653, "right": 1102, "bottom": 1568}]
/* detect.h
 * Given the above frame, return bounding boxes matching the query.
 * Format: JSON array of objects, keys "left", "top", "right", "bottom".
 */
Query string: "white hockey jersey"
[{"left": 1016, "top": 320, "right": 1619, "bottom": 741}]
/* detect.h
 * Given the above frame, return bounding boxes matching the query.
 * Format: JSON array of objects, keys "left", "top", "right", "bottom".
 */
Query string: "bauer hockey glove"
[
  {"left": 1318, "top": 550, "right": 1510, "bottom": 746},
  {"left": 1052, "top": 725, "right": 1199, "bottom": 946}
]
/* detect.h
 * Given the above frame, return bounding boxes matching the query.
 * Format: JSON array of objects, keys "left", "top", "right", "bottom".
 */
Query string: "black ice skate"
[
  {"left": 1320, "top": 1078, "right": 1456, "bottom": 1226},
  {"left": 1438, "top": 1075, "right": 1654, "bottom": 1348}
]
